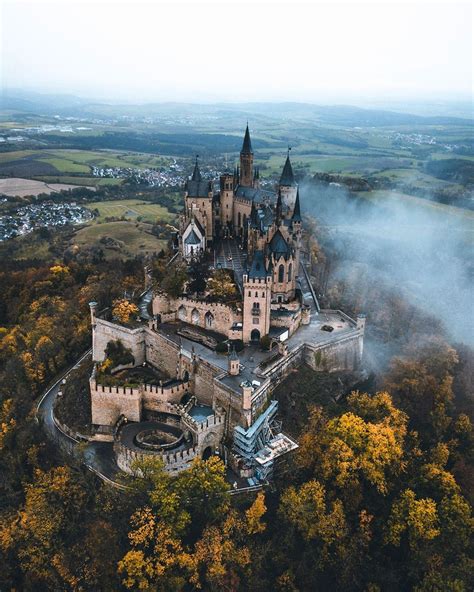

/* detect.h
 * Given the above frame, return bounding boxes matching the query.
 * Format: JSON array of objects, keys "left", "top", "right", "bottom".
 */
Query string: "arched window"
[
  {"left": 288, "top": 263, "right": 292, "bottom": 282},
  {"left": 178, "top": 305, "right": 187, "bottom": 321},
  {"left": 278, "top": 264, "right": 285, "bottom": 283},
  {"left": 238, "top": 212, "right": 241, "bottom": 227},
  {"left": 205, "top": 311, "right": 214, "bottom": 328},
  {"left": 191, "top": 308, "right": 200, "bottom": 324}
]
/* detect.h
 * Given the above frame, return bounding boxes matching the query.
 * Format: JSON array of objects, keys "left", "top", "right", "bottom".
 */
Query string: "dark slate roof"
[
  {"left": 241, "top": 124, "right": 253, "bottom": 154},
  {"left": 185, "top": 157, "right": 211, "bottom": 197},
  {"left": 279, "top": 154, "right": 296, "bottom": 186},
  {"left": 185, "top": 178, "right": 212, "bottom": 197},
  {"left": 193, "top": 216, "right": 205, "bottom": 236},
  {"left": 191, "top": 158, "right": 202, "bottom": 181},
  {"left": 235, "top": 185, "right": 276, "bottom": 203},
  {"left": 269, "top": 229, "right": 291, "bottom": 259},
  {"left": 292, "top": 188, "right": 302, "bottom": 222},
  {"left": 248, "top": 250, "right": 268, "bottom": 279},
  {"left": 184, "top": 228, "right": 201, "bottom": 245}
]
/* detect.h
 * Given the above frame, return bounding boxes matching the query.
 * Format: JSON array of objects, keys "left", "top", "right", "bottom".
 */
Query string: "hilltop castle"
[
  {"left": 167, "top": 124, "right": 304, "bottom": 343},
  {"left": 86, "top": 126, "right": 366, "bottom": 483}
]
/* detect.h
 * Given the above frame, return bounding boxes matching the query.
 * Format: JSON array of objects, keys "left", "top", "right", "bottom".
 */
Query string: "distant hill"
[{"left": 2, "top": 90, "right": 473, "bottom": 127}]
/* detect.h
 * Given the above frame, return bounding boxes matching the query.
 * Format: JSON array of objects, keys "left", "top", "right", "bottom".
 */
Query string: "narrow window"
[{"left": 278, "top": 264, "right": 284, "bottom": 283}]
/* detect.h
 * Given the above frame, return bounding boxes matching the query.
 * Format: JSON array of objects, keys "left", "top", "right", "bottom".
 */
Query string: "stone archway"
[
  {"left": 178, "top": 305, "right": 187, "bottom": 321},
  {"left": 191, "top": 308, "right": 200, "bottom": 324},
  {"left": 251, "top": 329, "right": 261, "bottom": 342},
  {"left": 202, "top": 446, "right": 213, "bottom": 461},
  {"left": 205, "top": 311, "right": 214, "bottom": 328}
]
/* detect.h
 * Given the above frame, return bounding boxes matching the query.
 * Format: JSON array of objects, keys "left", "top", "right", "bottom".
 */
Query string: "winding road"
[{"left": 36, "top": 349, "right": 124, "bottom": 488}]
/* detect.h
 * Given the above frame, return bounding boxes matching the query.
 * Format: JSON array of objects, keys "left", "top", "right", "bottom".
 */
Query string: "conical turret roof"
[
  {"left": 292, "top": 188, "right": 302, "bottom": 222},
  {"left": 241, "top": 124, "right": 253, "bottom": 154},
  {"left": 280, "top": 153, "right": 296, "bottom": 187},
  {"left": 191, "top": 156, "right": 202, "bottom": 181}
]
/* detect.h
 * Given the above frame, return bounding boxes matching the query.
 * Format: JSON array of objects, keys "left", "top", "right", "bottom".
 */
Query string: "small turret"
[
  {"left": 228, "top": 346, "right": 240, "bottom": 376},
  {"left": 291, "top": 188, "right": 302, "bottom": 223}
]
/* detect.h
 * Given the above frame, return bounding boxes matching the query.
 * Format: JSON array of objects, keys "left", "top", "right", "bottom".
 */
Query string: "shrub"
[
  {"left": 229, "top": 339, "right": 244, "bottom": 352},
  {"left": 215, "top": 341, "right": 229, "bottom": 354}
]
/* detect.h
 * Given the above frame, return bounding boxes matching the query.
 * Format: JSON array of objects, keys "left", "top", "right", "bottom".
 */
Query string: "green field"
[
  {"left": 73, "top": 221, "right": 166, "bottom": 259},
  {"left": 85, "top": 199, "right": 175, "bottom": 223},
  {"left": 0, "top": 148, "right": 175, "bottom": 183}
]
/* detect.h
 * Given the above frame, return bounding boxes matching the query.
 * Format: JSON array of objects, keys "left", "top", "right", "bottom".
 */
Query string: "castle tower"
[
  {"left": 242, "top": 251, "right": 272, "bottom": 343},
  {"left": 184, "top": 156, "right": 214, "bottom": 246},
  {"left": 228, "top": 347, "right": 240, "bottom": 376},
  {"left": 239, "top": 124, "right": 254, "bottom": 187},
  {"left": 219, "top": 172, "right": 235, "bottom": 236},
  {"left": 279, "top": 151, "right": 298, "bottom": 209}
]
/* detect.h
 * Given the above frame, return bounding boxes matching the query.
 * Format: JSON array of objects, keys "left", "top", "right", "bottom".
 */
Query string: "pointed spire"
[
  {"left": 241, "top": 123, "right": 253, "bottom": 154},
  {"left": 276, "top": 189, "right": 283, "bottom": 226},
  {"left": 292, "top": 187, "right": 302, "bottom": 222},
  {"left": 191, "top": 155, "right": 202, "bottom": 181},
  {"left": 280, "top": 152, "right": 296, "bottom": 187},
  {"left": 250, "top": 200, "right": 259, "bottom": 228}
]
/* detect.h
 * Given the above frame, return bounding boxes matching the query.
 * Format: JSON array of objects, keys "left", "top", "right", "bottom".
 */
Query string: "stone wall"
[
  {"left": 304, "top": 332, "right": 364, "bottom": 372},
  {"left": 175, "top": 297, "right": 241, "bottom": 336},
  {"left": 91, "top": 381, "right": 142, "bottom": 426},
  {"left": 193, "top": 358, "right": 220, "bottom": 406},
  {"left": 93, "top": 318, "right": 146, "bottom": 364},
  {"left": 90, "top": 372, "right": 190, "bottom": 427},
  {"left": 180, "top": 409, "right": 225, "bottom": 448},
  {"left": 144, "top": 329, "right": 180, "bottom": 377},
  {"left": 115, "top": 440, "right": 200, "bottom": 475}
]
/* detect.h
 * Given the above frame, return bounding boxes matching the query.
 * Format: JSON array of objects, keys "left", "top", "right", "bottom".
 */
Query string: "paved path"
[
  {"left": 214, "top": 239, "right": 246, "bottom": 293},
  {"left": 36, "top": 350, "right": 124, "bottom": 488}
]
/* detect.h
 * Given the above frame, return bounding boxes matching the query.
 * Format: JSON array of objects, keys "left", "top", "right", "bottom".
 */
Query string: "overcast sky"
[{"left": 1, "top": 0, "right": 472, "bottom": 103}]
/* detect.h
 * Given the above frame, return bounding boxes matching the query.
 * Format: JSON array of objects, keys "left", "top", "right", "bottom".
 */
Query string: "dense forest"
[{"left": 0, "top": 227, "right": 472, "bottom": 591}]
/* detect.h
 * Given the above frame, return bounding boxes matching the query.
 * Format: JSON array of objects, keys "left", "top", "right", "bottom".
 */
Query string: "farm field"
[
  {"left": 72, "top": 221, "right": 167, "bottom": 259},
  {"left": 0, "top": 177, "right": 95, "bottom": 197},
  {"left": 0, "top": 148, "right": 174, "bottom": 180},
  {"left": 85, "top": 199, "right": 175, "bottom": 223}
]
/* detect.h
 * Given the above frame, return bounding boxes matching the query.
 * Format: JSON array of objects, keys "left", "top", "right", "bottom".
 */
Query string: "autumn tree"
[
  {"left": 207, "top": 269, "right": 237, "bottom": 300},
  {"left": 112, "top": 298, "right": 139, "bottom": 324}
]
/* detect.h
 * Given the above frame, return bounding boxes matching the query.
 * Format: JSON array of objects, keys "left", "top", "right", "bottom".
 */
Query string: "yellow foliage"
[
  {"left": 49, "top": 264, "right": 70, "bottom": 276},
  {"left": 280, "top": 480, "right": 348, "bottom": 544},
  {"left": 245, "top": 491, "right": 267, "bottom": 534},
  {"left": 386, "top": 489, "right": 440, "bottom": 549},
  {"left": 207, "top": 269, "right": 237, "bottom": 299},
  {"left": 0, "top": 399, "right": 16, "bottom": 450},
  {"left": 112, "top": 299, "right": 139, "bottom": 324}
]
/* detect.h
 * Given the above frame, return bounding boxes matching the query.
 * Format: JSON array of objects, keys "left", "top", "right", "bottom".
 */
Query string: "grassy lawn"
[
  {"left": 72, "top": 221, "right": 166, "bottom": 259},
  {"left": 85, "top": 199, "right": 175, "bottom": 223}
]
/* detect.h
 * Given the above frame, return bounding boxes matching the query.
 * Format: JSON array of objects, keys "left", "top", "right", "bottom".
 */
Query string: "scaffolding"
[{"left": 232, "top": 401, "right": 298, "bottom": 481}]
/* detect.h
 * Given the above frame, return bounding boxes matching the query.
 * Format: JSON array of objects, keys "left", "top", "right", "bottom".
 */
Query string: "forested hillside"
[{"left": 0, "top": 231, "right": 472, "bottom": 591}]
